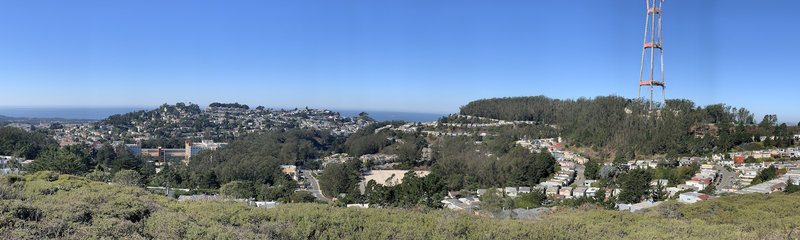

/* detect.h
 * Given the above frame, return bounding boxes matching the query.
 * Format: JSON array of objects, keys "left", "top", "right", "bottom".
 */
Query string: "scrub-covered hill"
[{"left": 1, "top": 172, "right": 799, "bottom": 239}]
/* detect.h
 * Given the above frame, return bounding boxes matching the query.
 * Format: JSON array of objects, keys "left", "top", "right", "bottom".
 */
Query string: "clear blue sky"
[{"left": 1, "top": 1, "right": 798, "bottom": 123}]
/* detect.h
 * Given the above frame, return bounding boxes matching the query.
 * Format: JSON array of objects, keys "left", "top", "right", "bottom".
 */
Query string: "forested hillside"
[
  {"left": 460, "top": 96, "right": 794, "bottom": 159},
  {"left": 1, "top": 172, "right": 799, "bottom": 239},
  {"left": 0, "top": 127, "right": 58, "bottom": 159},
  {"left": 431, "top": 136, "right": 556, "bottom": 190},
  {"left": 152, "top": 129, "right": 336, "bottom": 200}
]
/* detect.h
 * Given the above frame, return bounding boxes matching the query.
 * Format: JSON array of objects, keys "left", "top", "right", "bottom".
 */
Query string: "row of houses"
[
  {"left": 731, "top": 161, "right": 800, "bottom": 187},
  {"left": 392, "top": 123, "right": 418, "bottom": 133},
  {"left": 359, "top": 153, "right": 400, "bottom": 165},
  {"left": 420, "top": 130, "right": 474, "bottom": 137},
  {"left": 441, "top": 197, "right": 481, "bottom": 211},
  {"left": 475, "top": 184, "right": 607, "bottom": 201},
  {"left": 540, "top": 166, "right": 577, "bottom": 188},
  {"left": 621, "top": 159, "right": 661, "bottom": 170},
  {"left": 517, "top": 138, "right": 589, "bottom": 164},
  {"left": 679, "top": 164, "right": 718, "bottom": 191},
  {"left": 722, "top": 147, "right": 800, "bottom": 164},
  {"left": 738, "top": 167, "right": 800, "bottom": 194}
]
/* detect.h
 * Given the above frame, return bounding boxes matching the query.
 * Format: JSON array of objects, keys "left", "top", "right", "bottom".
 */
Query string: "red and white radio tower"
[{"left": 638, "top": 0, "right": 665, "bottom": 110}]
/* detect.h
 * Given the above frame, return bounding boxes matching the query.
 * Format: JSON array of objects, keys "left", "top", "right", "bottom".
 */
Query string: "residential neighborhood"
[{"left": 20, "top": 104, "right": 375, "bottom": 149}]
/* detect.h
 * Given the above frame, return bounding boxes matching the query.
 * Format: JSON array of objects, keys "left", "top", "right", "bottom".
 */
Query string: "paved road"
[
  {"left": 574, "top": 164, "right": 586, "bottom": 187},
  {"left": 716, "top": 165, "right": 736, "bottom": 189},
  {"left": 302, "top": 170, "right": 330, "bottom": 203}
]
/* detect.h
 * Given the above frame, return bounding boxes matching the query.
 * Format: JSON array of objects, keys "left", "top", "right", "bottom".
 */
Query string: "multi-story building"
[{"left": 185, "top": 140, "right": 228, "bottom": 162}]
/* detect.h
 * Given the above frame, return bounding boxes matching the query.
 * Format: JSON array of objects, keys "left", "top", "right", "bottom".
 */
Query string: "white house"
[{"left": 678, "top": 192, "right": 709, "bottom": 204}]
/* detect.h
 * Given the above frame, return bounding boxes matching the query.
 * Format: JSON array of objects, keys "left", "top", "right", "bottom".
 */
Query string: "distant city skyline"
[{"left": 1, "top": 1, "right": 798, "bottom": 123}]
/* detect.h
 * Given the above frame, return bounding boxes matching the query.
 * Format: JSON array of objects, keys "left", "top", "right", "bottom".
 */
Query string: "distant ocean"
[
  {"left": 0, "top": 107, "right": 150, "bottom": 120},
  {"left": 0, "top": 107, "right": 448, "bottom": 123}
]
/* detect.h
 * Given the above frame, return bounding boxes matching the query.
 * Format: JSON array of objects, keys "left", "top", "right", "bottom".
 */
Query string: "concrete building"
[
  {"left": 185, "top": 140, "right": 227, "bottom": 162},
  {"left": 125, "top": 142, "right": 142, "bottom": 155}
]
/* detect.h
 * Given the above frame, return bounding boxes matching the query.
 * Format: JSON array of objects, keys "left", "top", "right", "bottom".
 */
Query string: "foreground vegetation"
[{"left": 2, "top": 172, "right": 800, "bottom": 239}]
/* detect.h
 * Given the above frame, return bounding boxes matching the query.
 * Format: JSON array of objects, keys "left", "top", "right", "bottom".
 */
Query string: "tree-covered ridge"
[
  {"left": 208, "top": 102, "right": 250, "bottom": 109},
  {"left": 0, "top": 126, "right": 58, "bottom": 159},
  {"left": 460, "top": 96, "right": 755, "bottom": 125},
  {"left": 431, "top": 136, "right": 556, "bottom": 190},
  {"left": 2, "top": 172, "right": 800, "bottom": 239},
  {"left": 459, "top": 96, "right": 792, "bottom": 159},
  {"left": 154, "top": 129, "right": 334, "bottom": 191}
]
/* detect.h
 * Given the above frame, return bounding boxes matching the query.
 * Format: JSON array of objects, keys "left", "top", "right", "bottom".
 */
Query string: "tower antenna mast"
[{"left": 637, "top": 0, "right": 666, "bottom": 110}]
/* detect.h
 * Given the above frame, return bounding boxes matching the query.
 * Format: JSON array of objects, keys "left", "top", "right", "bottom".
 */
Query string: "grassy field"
[{"left": 1, "top": 171, "right": 799, "bottom": 239}]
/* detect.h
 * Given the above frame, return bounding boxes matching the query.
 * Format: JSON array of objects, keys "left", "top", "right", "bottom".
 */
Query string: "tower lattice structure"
[{"left": 638, "top": 0, "right": 665, "bottom": 110}]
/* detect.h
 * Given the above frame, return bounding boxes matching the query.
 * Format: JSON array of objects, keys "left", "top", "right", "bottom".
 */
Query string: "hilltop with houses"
[{"left": 34, "top": 103, "right": 375, "bottom": 147}]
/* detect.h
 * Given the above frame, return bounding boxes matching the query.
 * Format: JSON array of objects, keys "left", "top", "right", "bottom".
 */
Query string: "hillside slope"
[
  {"left": 1, "top": 172, "right": 799, "bottom": 239},
  {"left": 458, "top": 96, "right": 786, "bottom": 159}
]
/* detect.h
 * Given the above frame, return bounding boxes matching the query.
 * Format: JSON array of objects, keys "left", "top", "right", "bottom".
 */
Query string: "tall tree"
[
  {"left": 220, "top": 180, "right": 255, "bottom": 199},
  {"left": 95, "top": 144, "right": 117, "bottom": 168},
  {"left": 618, "top": 168, "right": 653, "bottom": 204},
  {"left": 27, "top": 145, "right": 92, "bottom": 175},
  {"left": 112, "top": 169, "right": 142, "bottom": 187},
  {"left": 0, "top": 126, "right": 58, "bottom": 159},
  {"left": 584, "top": 158, "right": 601, "bottom": 180}
]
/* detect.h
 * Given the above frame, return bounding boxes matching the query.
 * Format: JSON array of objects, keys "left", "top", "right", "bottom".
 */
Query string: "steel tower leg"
[
  {"left": 637, "top": 0, "right": 665, "bottom": 111},
  {"left": 638, "top": 86, "right": 642, "bottom": 99}
]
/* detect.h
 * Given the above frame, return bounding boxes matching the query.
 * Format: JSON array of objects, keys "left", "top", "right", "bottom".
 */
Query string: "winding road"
[{"left": 302, "top": 170, "right": 331, "bottom": 203}]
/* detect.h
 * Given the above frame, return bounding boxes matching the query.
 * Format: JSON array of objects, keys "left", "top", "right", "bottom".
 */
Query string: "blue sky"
[{"left": 0, "top": 1, "right": 798, "bottom": 123}]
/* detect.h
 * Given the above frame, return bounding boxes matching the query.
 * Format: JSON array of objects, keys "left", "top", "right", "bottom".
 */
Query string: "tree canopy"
[
  {"left": 0, "top": 126, "right": 58, "bottom": 159},
  {"left": 458, "top": 96, "right": 780, "bottom": 158},
  {"left": 431, "top": 137, "right": 556, "bottom": 190}
]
